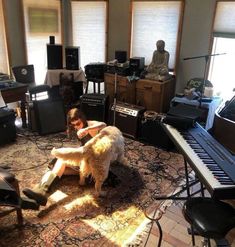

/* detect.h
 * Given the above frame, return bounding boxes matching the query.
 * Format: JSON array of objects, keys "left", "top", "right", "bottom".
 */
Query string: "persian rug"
[{"left": 0, "top": 129, "right": 184, "bottom": 246}]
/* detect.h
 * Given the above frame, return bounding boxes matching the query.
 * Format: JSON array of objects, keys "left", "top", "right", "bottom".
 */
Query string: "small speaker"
[
  {"left": 34, "top": 99, "right": 66, "bottom": 135},
  {"left": 115, "top": 50, "right": 127, "bottom": 63},
  {"left": 65, "top": 46, "right": 80, "bottom": 70},
  {"left": 49, "top": 36, "right": 55, "bottom": 45},
  {"left": 47, "top": 44, "right": 63, "bottom": 69},
  {"left": 80, "top": 94, "right": 108, "bottom": 122}
]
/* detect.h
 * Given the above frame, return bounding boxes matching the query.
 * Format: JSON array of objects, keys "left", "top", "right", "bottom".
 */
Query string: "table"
[
  {"left": 44, "top": 68, "right": 86, "bottom": 88},
  {"left": 171, "top": 96, "right": 222, "bottom": 130},
  {"left": 1, "top": 83, "right": 28, "bottom": 128}
]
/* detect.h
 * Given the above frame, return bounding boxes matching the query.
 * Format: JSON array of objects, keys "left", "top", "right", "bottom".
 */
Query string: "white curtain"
[
  {"left": 0, "top": 0, "right": 9, "bottom": 74},
  {"left": 71, "top": 1, "right": 107, "bottom": 69},
  {"left": 22, "top": 0, "right": 62, "bottom": 84},
  {"left": 131, "top": 1, "right": 182, "bottom": 69}
]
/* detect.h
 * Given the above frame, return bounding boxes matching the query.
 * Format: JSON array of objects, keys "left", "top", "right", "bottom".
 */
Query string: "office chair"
[
  {"left": 11, "top": 64, "right": 36, "bottom": 88},
  {"left": 183, "top": 197, "right": 235, "bottom": 247}
]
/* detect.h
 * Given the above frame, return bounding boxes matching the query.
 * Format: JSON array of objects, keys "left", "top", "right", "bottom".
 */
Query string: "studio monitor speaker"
[
  {"left": 47, "top": 44, "right": 63, "bottom": 69},
  {"left": 115, "top": 50, "right": 127, "bottom": 63},
  {"left": 65, "top": 46, "right": 80, "bottom": 70}
]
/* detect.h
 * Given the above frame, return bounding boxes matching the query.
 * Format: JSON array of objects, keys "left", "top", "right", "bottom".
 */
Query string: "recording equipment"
[
  {"left": 139, "top": 111, "right": 174, "bottom": 150},
  {"left": 49, "top": 36, "right": 55, "bottom": 45},
  {"left": 47, "top": 44, "right": 63, "bottom": 69},
  {"left": 84, "top": 63, "right": 107, "bottom": 80},
  {"left": 80, "top": 94, "right": 109, "bottom": 122},
  {"left": 0, "top": 108, "right": 16, "bottom": 145},
  {"left": 129, "top": 57, "right": 145, "bottom": 73},
  {"left": 115, "top": 50, "right": 127, "bottom": 63},
  {"left": 65, "top": 46, "right": 80, "bottom": 70},
  {"left": 109, "top": 102, "right": 145, "bottom": 139}
]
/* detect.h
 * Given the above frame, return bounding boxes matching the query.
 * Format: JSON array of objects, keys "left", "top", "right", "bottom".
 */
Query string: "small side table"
[{"left": 171, "top": 96, "right": 222, "bottom": 130}]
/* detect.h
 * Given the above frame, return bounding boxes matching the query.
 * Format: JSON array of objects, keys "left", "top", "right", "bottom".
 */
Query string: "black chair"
[
  {"left": 12, "top": 64, "right": 36, "bottom": 88},
  {"left": 0, "top": 168, "right": 24, "bottom": 226},
  {"left": 183, "top": 197, "right": 235, "bottom": 247}
]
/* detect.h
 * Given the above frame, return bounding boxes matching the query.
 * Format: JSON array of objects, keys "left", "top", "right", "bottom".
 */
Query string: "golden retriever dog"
[{"left": 51, "top": 126, "right": 127, "bottom": 197}]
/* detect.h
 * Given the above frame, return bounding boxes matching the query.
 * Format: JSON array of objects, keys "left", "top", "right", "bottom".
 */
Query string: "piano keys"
[{"left": 162, "top": 122, "right": 235, "bottom": 199}]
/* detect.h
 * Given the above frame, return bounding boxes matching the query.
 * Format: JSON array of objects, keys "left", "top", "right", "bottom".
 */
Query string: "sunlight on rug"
[{"left": 0, "top": 130, "right": 185, "bottom": 246}]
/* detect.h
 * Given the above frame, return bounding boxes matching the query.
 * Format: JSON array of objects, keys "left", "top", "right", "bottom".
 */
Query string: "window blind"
[
  {"left": 0, "top": 0, "right": 9, "bottom": 74},
  {"left": 131, "top": 1, "right": 182, "bottom": 69},
  {"left": 23, "top": 0, "right": 62, "bottom": 83},
  {"left": 213, "top": 1, "right": 235, "bottom": 38},
  {"left": 71, "top": 1, "right": 107, "bottom": 69}
]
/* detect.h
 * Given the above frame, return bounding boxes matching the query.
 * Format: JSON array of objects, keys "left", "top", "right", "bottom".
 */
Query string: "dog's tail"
[{"left": 51, "top": 146, "right": 84, "bottom": 163}]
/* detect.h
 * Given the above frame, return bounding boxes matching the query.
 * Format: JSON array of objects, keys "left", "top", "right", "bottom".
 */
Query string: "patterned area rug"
[{"left": 0, "top": 130, "right": 184, "bottom": 246}]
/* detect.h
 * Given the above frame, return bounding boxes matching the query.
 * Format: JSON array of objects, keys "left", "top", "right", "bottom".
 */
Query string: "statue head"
[{"left": 156, "top": 40, "right": 165, "bottom": 52}]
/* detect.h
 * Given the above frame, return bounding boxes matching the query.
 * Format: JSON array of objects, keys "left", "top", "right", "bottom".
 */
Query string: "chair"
[
  {"left": 183, "top": 197, "right": 235, "bottom": 247},
  {"left": 0, "top": 168, "right": 23, "bottom": 226},
  {"left": 11, "top": 64, "right": 36, "bottom": 88},
  {"left": 85, "top": 77, "right": 104, "bottom": 94}
]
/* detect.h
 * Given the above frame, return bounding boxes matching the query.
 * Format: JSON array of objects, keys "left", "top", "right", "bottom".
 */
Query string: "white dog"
[{"left": 51, "top": 126, "right": 127, "bottom": 197}]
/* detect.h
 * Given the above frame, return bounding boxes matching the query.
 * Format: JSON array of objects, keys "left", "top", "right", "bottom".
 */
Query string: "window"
[
  {"left": 208, "top": 1, "right": 235, "bottom": 100},
  {"left": 0, "top": 0, "right": 9, "bottom": 74},
  {"left": 22, "top": 0, "right": 62, "bottom": 84},
  {"left": 71, "top": 1, "right": 107, "bottom": 69},
  {"left": 131, "top": 1, "right": 183, "bottom": 70}
]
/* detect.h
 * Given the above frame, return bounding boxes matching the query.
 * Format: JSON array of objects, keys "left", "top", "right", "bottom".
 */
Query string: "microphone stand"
[
  {"left": 183, "top": 53, "right": 226, "bottom": 107},
  {"left": 113, "top": 68, "right": 118, "bottom": 126}
]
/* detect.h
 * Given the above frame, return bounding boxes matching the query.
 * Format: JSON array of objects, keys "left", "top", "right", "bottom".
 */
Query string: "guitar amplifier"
[
  {"left": 109, "top": 102, "right": 145, "bottom": 139},
  {"left": 80, "top": 94, "right": 109, "bottom": 122}
]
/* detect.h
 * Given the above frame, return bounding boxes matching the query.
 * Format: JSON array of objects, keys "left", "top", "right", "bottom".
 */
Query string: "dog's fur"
[{"left": 51, "top": 126, "right": 127, "bottom": 196}]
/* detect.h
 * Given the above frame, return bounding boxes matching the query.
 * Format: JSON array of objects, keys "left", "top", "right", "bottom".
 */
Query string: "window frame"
[
  {"left": 129, "top": 0, "right": 184, "bottom": 73},
  {"left": 71, "top": 0, "right": 109, "bottom": 68},
  {"left": 20, "top": 0, "right": 63, "bottom": 83},
  {"left": 0, "top": 0, "right": 10, "bottom": 75}
]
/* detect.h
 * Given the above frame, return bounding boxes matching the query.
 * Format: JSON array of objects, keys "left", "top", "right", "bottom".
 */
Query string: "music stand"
[{"left": 184, "top": 53, "right": 226, "bottom": 107}]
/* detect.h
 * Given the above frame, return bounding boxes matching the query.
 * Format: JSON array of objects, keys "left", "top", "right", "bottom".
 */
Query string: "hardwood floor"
[{"left": 140, "top": 193, "right": 235, "bottom": 247}]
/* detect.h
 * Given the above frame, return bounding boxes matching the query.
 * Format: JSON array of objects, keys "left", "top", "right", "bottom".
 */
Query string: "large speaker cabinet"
[
  {"left": 47, "top": 44, "right": 63, "bottom": 69},
  {"left": 65, "top": 46, "right": 80, "bottom": 70},
  {"left": 80, "top": 94, "right": 109, "bottom": 122}
]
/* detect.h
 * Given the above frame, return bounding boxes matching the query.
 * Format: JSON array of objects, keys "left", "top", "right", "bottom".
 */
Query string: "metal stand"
[
  {"left": 113, "top": 68, "right": 118, "bottom": 126},
  {"left": 183, "top": 53, "right": 226, "bottom": 107}
]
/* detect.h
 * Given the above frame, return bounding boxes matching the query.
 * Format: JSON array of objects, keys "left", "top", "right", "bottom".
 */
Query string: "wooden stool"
[{"left": 85, "top": 78, "right": 104, "bottom": 94}]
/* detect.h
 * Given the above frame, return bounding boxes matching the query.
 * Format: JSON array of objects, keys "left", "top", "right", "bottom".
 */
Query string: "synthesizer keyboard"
[{"left": 162, "top": 122, "right": 235, "bottom": 199}]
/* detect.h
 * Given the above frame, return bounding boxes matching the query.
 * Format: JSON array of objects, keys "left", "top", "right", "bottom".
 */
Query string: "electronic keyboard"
[{"left": 162, "top": 122, "right": 235, "bottom": 199}]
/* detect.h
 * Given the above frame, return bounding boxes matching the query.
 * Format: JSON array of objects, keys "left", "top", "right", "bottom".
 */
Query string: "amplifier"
[
  {"left": 139, "top": 111, "right": 174, "bottom": 150},
  {"left": 109, "top": 102, "right": 145, "bottom": 139},
  {"left": 80, "top": 94, "right": 109, "bottom": 122}
]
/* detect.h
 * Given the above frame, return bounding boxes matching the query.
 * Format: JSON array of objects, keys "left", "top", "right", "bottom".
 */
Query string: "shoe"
[{"left": 20, "top": 196, "right": 40, "bottom": 210}]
